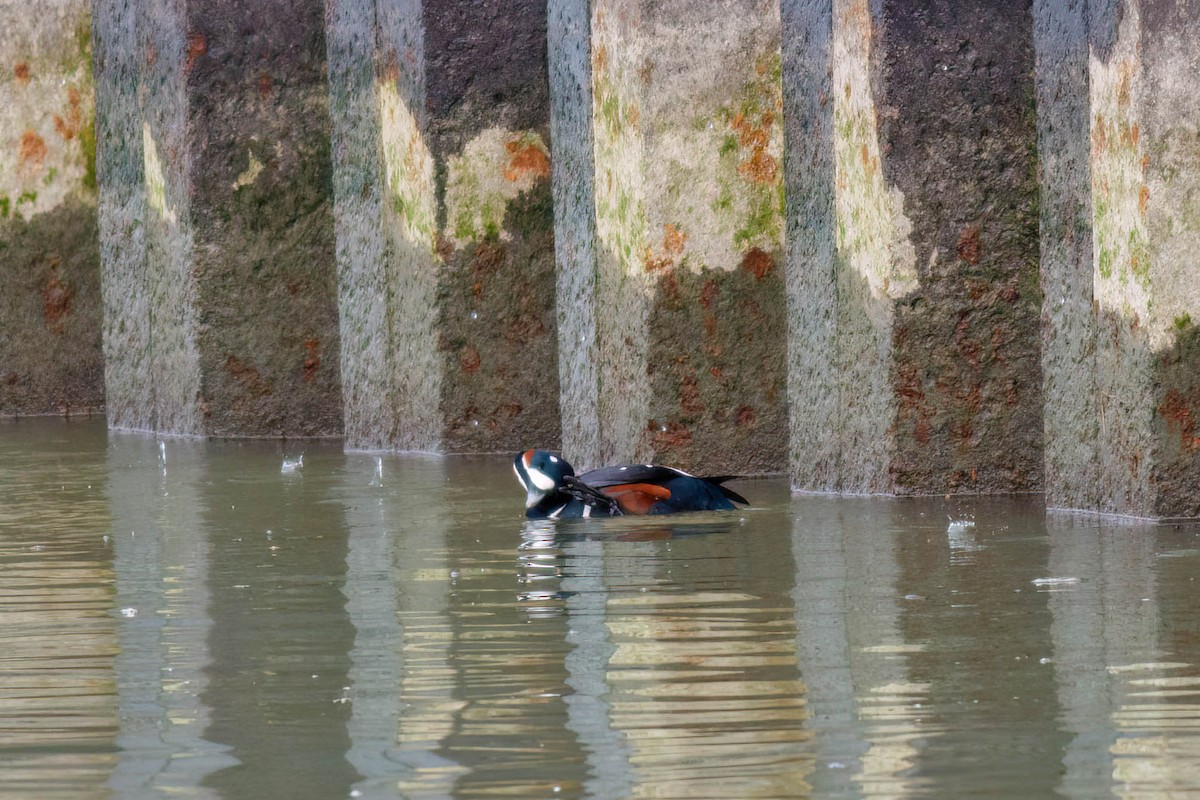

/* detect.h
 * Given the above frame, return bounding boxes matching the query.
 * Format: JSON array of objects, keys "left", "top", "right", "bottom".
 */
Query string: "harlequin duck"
[{"left": 513, "top": 449, "right": 748, "bottom": 519}]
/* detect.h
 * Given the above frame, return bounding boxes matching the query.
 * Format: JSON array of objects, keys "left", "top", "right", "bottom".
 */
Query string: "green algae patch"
[{"left": 443, "top": 128, "right": 550, "bottom": 249}]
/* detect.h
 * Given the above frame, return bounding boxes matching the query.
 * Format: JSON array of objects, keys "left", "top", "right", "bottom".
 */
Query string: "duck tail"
[{"left": 702, "top": 476, "right": 749, "bottom": 506}]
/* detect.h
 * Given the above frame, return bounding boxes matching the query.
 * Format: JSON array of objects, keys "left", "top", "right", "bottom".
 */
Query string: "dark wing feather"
[
  {"left": 583, "top": 465, "right": 749, "bottom": 508},
  {"left": 579, "top": 464, "right": 685, "bottom": 488},
  {"left": 700, "top": 476, "right": 749, "bottom": 506},
  {"left": 560, "top": 476, "right": 623, "bottom": 516}
]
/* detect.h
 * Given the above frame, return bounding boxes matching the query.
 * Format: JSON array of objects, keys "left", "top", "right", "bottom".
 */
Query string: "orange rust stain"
[
  {"left": 1116, "top": 65, "right": 1132, "bottom": 110},
  {"left": 593, "top": 44, "right": 608, "bottom": 72},
  {"left": 460, "top": 346, "right": 481, "bottom": 374},
  {"left": 644, "top": 245, "right": 672, "bottom": 273},
  {"left": 302, "top": 337, "right": 320, "bottom": 382},
  {"left": 662, "top": 223, "right": 686, "bottom": 257},
  {"left": 14, "top": 62, "right": 30, "bottom": 83},
  {"left": 257, "top": 72, "right": 272, "bottom": 99},
  {"left": 961, "top": 385, "right": 983, "bottom": 413},
  {"left": 435, "top": 232, "right": 454, "bottom": 261},
  {"left": 731, "top": 108, "right": 778, "bottom": 186},
  {"left": 740, "top": 247, "right": 774, "bottom": 280},
  {"left": 41, "top": 272, "right": 72, "bottom": 333},
  {"left": 956, "top": 224, "right": 982, "bottom": 265},
  {"left": 896, "top": 364, "right": 933, "bottom": 445},
  {"left": 53, "top": 87, "right": 84, "bottom": 140},
  {"left": 1139, "top": 184, "right": 1150, "bottom": 215},
  {"left": 1004, "top": 380, "right": 1020, "bottom": 405},
  {"left": 18, "top": 131, "right": 47, "bottom": 176},
  {"left": 658, "top": 271, "right": 680, "bottom": 303},
  {"left": 1159, "top": 389, "right": 1199, "bottom": 451},
  {"left": 649, "top": 420, "right": 692, "bottom": 450},
  {"left": 737, "top": 149, "right": 777, "bottom": 185},
  {"left": 735, "top": 404, "right": 756, "bottom": 427},
  {"left": 503, "top": 140, "right": 551, "bottom": 182},
  {"left": 225, "top": 355, "right": 272, "bottom": 396},
  {"left": 186, "top": 32, "right": 207, "bottom": 71},
  {"left": 382, "top": 49, "right": 400, "bottom": 83},
  {"left": 699, "top": 279, "right": 719, "bottom": 311},
  {"left": 626, "top": 104, "right": 640, "bottom": 128},
  {"left": 679, "top": 373, "right": 704, "bottom": 416},
  {"left": 508, "top": 313, "right": 546, "bottom": 344},
  {"left": 1092, "top": 115, "right": 1107, "bottom": 152}
]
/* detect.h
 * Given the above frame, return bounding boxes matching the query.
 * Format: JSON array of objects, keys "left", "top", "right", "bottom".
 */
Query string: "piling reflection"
[
  {"left": 107, "top": 434, "right": 232, "bottom": 796},
  {"left": 431, "top": 461, "right": 585, "bottom": 798},
  {"left": 1047, "top": 513, "right": 1200, "bottom": 798},
  {"left": 9, "top": 422, "right": 1200, "bottom": 797},
  {"left": 790, "top": 498, "right": 925, "bottom": 797},
  {"left": 896, "top": 499, "right": 1063, "bottom": 794},
  {"left": 525, "top": 511, "right": 812, "bottom": 798},
  {"left": 197, "top": 442, "right": 358, "bottom": 797},
  {"left": 361, "top": 456, "right": 467, "bottom": 798}
]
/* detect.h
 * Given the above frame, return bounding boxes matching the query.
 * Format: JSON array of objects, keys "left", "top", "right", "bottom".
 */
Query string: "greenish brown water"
[{"left": 3, "top": 418, "right": 1200, "bottom": 798}]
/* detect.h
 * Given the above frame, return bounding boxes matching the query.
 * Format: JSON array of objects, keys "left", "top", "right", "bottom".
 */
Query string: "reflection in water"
[
  {"left": 356, "top": 455, "right": 467, "bottom": 798},
  {"left": 557, "top": 513, "right": 811, "bottom": 799},
  {"left": 1047, "top": 513, "right": 1200, "bottom": 798},
  {"left": 7, "top": 420, "right": 1200, "bottom": 797},
  {"left": 790, "top": 499, "right": 925, "bottom": 797},
  {"left": 341, "top": 453, "right": 407, "bottom": 797},
  {"left": 107, "top": 434, "right": 233, "bottom": 796},
  {"left": 198, "top": 442, "right": 359, "bottom": 797},
  {"left": 0, "top": 420, "right": 118, "bottom": 795},
  {"left": 552, "top": 525, "right": 636, "bottom": 800},
  {"left": 434, "top": 467, "right": 586, "bottom": 799}
]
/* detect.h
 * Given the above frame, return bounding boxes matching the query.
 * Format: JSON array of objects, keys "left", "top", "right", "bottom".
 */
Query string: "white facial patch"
[{"left": 527, "top": 466, "right": 556, "bottom": 492}]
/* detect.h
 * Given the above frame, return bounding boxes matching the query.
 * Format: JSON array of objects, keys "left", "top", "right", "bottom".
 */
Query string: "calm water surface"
[{"left": 3, "top": 418, "right": 1200, "bottom": 798}]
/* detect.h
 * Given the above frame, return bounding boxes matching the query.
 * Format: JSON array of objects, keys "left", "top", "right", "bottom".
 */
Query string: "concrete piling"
[
  {"left": 328, "top": 0, "right": 559, "bottom": 453},
  {"left": 784, "top": 0, "right": 1044, "bottom": 494},
  {"left": 1035, "top": 0, "right": 1200, "bottom": 518},
  {"left": 8, "top": 0, "right": 1200, "bottom": 515},
  {"left": 0, "top": 1, "right": 102, "bottom": 416},
  {"left": 95, "top": 0, "right": 342, "bottom": 436},
  {"left": 550, "top": 0, "right": 790, "bottom": 474}
]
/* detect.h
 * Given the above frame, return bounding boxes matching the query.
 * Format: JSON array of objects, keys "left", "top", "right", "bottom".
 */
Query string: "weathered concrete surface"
[
  {"left": 551, "top": 0, "right": 788, "bottom": 475},
  {"left": 0, "top": 2, "right": 103, "bottom": 416},
  {"left": 1036, "top": 0, "right": 1200, "bottom": 518},
  {"left": 785, "top": 0, "right": 1043, "bottom": 494},
  {"left": 1033, "top": 0, "right": 1097, "bottom": 511},
  {"left": 327, "top": 0, "right": 559, "bottom": 452},
  {"left": 96, "top": 0, "right": 342, "bottom": 436},
  {"left": 549, "top": 0, "right": 600, "bottom": 467}
]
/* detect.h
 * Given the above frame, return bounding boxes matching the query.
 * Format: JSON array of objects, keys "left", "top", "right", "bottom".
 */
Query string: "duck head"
[{"left": 513, "top": 450, "right": 575, "bottom": 509}]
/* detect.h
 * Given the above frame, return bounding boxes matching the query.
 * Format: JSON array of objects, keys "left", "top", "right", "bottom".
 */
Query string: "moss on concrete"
[
  {"left": 438, "top": 177, "right": 560, "bottom": 451},
  {"left": 0, "top": 200, "right": 102, "bottom": 415},
  {"left": 645, "top": 256, "right": 787, "bottom": 474}
]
